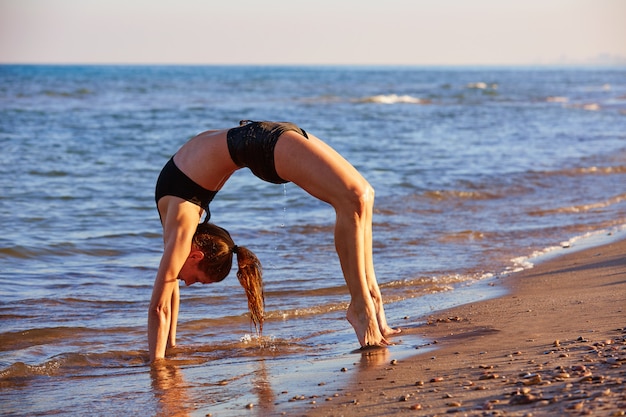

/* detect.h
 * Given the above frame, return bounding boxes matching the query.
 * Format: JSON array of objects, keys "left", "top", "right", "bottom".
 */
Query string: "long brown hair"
[{"left": 193, "top": 222, "right": 265, "bottom": 333}]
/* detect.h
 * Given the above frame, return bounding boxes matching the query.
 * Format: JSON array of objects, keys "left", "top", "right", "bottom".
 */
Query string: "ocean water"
[{"left": 1, "top": 65, "right": 625, "bottom": 416}]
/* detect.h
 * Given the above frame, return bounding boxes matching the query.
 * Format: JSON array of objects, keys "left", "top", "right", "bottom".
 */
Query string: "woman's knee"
[{"left": 340, "top": 182, "right": 374, "bottom": 217}]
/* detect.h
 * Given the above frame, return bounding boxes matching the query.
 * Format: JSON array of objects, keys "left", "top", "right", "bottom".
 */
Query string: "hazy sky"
[{"left": 1, "top": 0, "right": 625, "bottom": 66}]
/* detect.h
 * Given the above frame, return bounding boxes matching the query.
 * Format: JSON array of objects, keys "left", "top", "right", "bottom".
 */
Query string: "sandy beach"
[{"left": 293, "top": 236, "right": 626, "bottom": 417}]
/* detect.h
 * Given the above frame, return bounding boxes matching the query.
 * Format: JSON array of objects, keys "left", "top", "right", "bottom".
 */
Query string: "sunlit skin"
[
  {"left": 148, "top": 126, "right": 401, "bottom": 363},
  {"left": 176, "top": 248, "right": 214, "bottom": 286}
]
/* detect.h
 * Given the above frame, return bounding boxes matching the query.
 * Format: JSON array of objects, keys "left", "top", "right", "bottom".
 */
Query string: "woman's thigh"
[{"left": 274, "top": 131, "right": 369, "bottom": 207}]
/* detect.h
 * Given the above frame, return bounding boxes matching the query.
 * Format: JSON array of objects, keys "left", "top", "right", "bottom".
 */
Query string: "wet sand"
[{"left": 297, "top": 237, "right": 626, "bottom": 416}]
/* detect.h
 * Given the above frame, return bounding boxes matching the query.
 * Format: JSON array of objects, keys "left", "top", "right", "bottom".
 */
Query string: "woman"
[{"left": 149, "top": 120, "right": 400, "bottom": 362}]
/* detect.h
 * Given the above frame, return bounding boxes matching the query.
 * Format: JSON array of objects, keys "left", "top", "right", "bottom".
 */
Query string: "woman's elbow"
[{"left": 148, "top": 302, "right": 170, "bottom": 320}]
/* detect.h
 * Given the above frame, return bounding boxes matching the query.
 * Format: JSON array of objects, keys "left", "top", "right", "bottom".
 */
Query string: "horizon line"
[{"left": 2, "top": 61, "right": 626, "bottom": 68}]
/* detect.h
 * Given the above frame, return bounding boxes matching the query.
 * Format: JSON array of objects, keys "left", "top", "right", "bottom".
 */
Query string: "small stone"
[
  {"left": 430, "top": 376, "right": 444, "bottom": 383},
  {"left": 447, "top": 401, "right": 462, "bottom": 407},
  {"left": 390, "top": 359, "right": 398, "bottom": 365},
  {"left": 340, "top": 367, "right": 348, "bottom": 372},
  {"left": 409, "top": 404, "right": 422, "bottom": 410},
  {"left": 510, "top": 393, "right": 537, "bottom": 405},
  {"left": 245, "top": 403, "right": 254, "bottom": 409},
  {"left": 523, "top": 374, "right": 542, "bottom": 385},
  {"left": 567, "top": 401, "right": 584, "bottom": 411},
  {"left": 553, "top": 340, "right": 561, "bottom": 347},
  {"left": 415, "top": 380, "right": 424, "bottom": 386},
  {"left": 399, "top": 395, "right": 410, "bottom": 402}
]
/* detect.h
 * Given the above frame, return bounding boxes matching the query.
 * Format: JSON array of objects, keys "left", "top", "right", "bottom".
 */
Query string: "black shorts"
[{"left": 226, "top": 120, "right": 308, "bottom": 184}]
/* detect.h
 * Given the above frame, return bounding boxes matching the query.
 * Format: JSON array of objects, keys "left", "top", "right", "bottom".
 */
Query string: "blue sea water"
[{"left": 0, "top": 65, "right": 625, "bottom": 416}]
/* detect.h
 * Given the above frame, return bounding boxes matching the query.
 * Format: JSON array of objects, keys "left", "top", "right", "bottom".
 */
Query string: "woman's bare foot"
[
  {"left": 346, "top": 302, "right": 389, "bottom": 347},
  {"left": 382, "top": 326, "right": 401, "bottom": 337},
  {"left": 373, "top": 297, "right": 401, "bottom": 337}
]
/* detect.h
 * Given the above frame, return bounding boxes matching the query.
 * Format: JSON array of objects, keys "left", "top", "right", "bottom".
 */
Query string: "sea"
[{"left": 1, "top": 65, "right": 625, "bottom": 416}]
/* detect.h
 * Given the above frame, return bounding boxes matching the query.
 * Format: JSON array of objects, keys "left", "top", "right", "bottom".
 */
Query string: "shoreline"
[{"left": 296, "top": 234, "right": 626, "bottom": 416}]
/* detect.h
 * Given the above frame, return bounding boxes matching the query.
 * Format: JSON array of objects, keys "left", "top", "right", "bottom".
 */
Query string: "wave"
[
  {"left": 0, "top": 324, "right": 143, "bottom": 353},
  {"left": 438, "top": 230, "right": 487, "bottom": 242},
  {"left": 0, "top": 244, "right": 123, "bottom": 259},
  {"left": 422, "top": 189, "right": 500, "bottom": 201},
  {"left": 546, "top": 96, "right": 568, "bottom": 103},
  {"left": 466, "top": 82, "right": 498, "bottom": 90},
  {"left": 356, "top": 94, "right": 427, "bottom": 105},
  {"left": 0, "top": 349, "right": 148, "bottom": 381},
  {"left": 508, "top": 225, "right": 626, "bottom": 272},
  {"left": 536, "top": 165, "right": 626, "bottom": 177},
  {"left": 41, "top": 88, "right": 93, "bottom": 98},
  {"left": 0, "top": 335, "right": 315, "bottom": 383},
  {"left": 529, "top": 193, "right": 626, "bottom": 216}
]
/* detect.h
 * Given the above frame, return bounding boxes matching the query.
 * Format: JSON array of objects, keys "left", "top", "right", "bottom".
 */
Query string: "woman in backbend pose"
[{"left": 149, "top": 120, "right": 400, "bottom": 362}]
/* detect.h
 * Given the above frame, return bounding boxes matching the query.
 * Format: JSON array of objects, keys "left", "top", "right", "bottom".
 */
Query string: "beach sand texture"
[{"left": 293, "top": 237, "right": 626, "bottom": 417}]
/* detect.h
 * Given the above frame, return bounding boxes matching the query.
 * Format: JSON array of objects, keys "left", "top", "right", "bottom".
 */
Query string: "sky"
[{"left": 1, "top": 0, "right": 625, "bottom": 66}]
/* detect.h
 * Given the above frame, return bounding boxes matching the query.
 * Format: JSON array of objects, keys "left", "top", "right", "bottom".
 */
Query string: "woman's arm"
[
  {"left": 168, "top": 282, "right": 180, "bottom": 348},
  {"left": 148, "top": 245, "right": 184, "bottom": 361},
  {"left": 149, "top": 198, "right": 201, "bottom": 362}
]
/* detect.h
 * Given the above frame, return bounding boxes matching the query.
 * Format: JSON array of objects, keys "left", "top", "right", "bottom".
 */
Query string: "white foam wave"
[
  {"left": 466, "top": 82, "right": 498, "bottom": 90},
  {"left": 358, "top": 94, "right": 425, "bottom": 104},
  {"left": 546, "top": 96, "right": 568, "bottom": 103},
  {"left": 506, "top": 225, "right": 626, "bottom": 272}
]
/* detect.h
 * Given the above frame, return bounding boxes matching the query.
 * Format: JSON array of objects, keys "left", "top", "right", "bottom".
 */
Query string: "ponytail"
[
  {"left": 194, "top": 222, "right": 265, "bottom": 334},
  {"left": 234, "top": 246, "right": 265, "bottom": 333}
]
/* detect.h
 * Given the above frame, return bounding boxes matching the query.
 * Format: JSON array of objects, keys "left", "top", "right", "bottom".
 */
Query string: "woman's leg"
[
  {"left": 362, "top": 193, "right": 401, "bottom": 337},
  {"left": 333, "top": 183, "right": 387, "bottom": 346},
  {"left": 275, "top": 132, "right": 398, "bottom": 346}
]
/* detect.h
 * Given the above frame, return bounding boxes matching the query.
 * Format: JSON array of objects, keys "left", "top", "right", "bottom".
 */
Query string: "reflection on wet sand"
[
  {"left": 149, "top": 357, "right": 277, "bottom": 416},
  {"left": 251, "top": 360, "right": 276, "bottom": 414},
  {"left": 150, "top": 362, "right": 192, "bottom": 417},
  {"left": 357, "top": 345, "right": 390, "bottom": 369}
]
